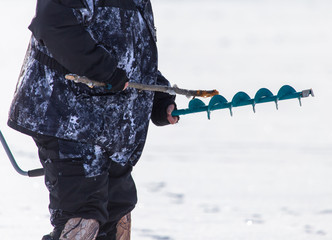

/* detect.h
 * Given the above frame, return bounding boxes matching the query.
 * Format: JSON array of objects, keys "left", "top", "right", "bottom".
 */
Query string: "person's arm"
[
  {"left": 151, "top": 71, "right": 179, "bottom": 126},
  {"left": 29, "top": 0, "right": 126, "bottom": 90}
]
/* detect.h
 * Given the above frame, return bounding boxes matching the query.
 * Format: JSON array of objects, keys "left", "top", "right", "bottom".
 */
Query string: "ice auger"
[
  {"left": 65, "top": 75, "right": 314, "bottom": 119},
  {"left": 171, "top": 85, "right": 314, "bottom": 119},
  {"left": 1, "top": 83, "right": 313, "bottom": 177}
]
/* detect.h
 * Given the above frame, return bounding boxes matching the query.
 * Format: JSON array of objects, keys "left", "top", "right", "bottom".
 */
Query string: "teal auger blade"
[{"left": 171, "top": 85, "right": 314, "bottom": 119}]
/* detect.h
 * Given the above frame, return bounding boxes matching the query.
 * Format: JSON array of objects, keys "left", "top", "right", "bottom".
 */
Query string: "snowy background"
[{"left": 1, "top": 0, "right": 331, "bottom": 239}]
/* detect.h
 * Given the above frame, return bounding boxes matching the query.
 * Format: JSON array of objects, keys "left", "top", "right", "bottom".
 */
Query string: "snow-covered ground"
[{"left": 1, "top": 0, "right": 331, "bottom": 239}]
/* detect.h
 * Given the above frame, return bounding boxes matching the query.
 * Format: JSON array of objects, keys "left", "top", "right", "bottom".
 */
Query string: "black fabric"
[
  {"left": 28, "top": 0, "right": 118, "bottom": 84},
  {"left": 41, "top": 235, "right": 54, "bottom": 240},
  {"left": 151, "top": 93, "right": 176, "bottom": 126},
  {"left": 57, "top": 0, "right": 86, "bottom": 8},
  {"left": 33, "top": 49, "right": 128, "bottom": 92},
  {"left": 105, "top": 68, "right": 129, "bottom": 92},
  {"left": 42, "top": 235, "right": 54, "bottom": 240},
  {"left": 33, "top": 135, "right": 137, "bottom": 239},
  {"left": 97, "top": 0, "right": 137, "bottom": 9},
  {"left": 42, "top": 226, "right": 64, "bottom": 240},
  {"left": 151, "top": 72, "right": 177, "bottom": 126},
  {"left": 33, "top": 50, "right": 70, "bottom": 74}
]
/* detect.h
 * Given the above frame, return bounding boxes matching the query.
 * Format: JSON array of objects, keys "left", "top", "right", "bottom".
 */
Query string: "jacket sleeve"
[
  {"left": 151, "top": 71, "right": 177, "bottom": 126},
  {"left": 28, "top": 0, "right": 118, "bottom": 83}
]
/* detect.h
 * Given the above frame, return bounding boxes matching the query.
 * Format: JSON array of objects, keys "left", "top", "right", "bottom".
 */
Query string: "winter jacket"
[{"left": 8, "top": 0, "right": 175, "bottom": 166}]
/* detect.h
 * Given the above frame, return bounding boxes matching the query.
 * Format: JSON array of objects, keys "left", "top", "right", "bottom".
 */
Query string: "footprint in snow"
[
  {"left": 317, "top": 209, "right": 332, "bottom": 215},
  {"left": 136, "top": 229, "right": 173, "bottom": 240},
  {"left": 166, "top": 192, "right": 184, "bottom": 204},
  {"left": 200, "top": 204, "right": 220, "bottom": 213},
  {"left": 146, "top": 182, "right": 166, "bottom": 192},
  {"left": 304, "top": 225, "right": 327, "bottom": 236},
  {"left": 245, "top": 214, "right": 265, "bottom": 225}
]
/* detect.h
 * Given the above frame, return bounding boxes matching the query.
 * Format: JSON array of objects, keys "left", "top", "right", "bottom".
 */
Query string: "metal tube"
[
  {"left": 0, "top": 130, "right": 44, "bottom": 177},
  {"left": 0, "top": 130, "right": 28, "bottom": 176}
]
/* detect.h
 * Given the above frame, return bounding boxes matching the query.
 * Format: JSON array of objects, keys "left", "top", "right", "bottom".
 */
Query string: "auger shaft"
[
  {"left": 65, "top": 74, "right": 219, "bottom": 98},
  {"left": 171, "top": 86, "right": 314, "bottom": 118}
]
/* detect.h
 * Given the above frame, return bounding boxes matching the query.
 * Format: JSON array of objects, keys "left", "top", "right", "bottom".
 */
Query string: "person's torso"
[{"left": 9, "top": 0, "right": 159, "bottom": 165}]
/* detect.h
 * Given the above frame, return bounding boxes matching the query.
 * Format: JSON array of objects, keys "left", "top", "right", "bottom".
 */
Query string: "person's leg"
[
  {"left": 97, "top": 161, "right": 137, "bottom": 240},
  {"left": 33, "top": 135, "right": 111, "bottom": 240}
]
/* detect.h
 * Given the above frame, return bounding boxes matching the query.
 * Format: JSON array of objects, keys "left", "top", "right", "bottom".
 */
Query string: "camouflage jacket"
[{"left": 8, "top": 0, "right": 175, "bottom": 166}]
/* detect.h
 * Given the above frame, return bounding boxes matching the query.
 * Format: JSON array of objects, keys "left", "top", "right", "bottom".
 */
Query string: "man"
[{"left": 7, "top": 0, "right": 178, "bottom": 239}]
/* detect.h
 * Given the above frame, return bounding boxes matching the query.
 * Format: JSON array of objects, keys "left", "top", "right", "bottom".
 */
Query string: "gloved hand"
[
  {"left": 166, "top": 104, "right": 179, "bottom": 124},
  {"left": 151, "top": 95, "right": 179, "bottom": 126},
  {"left": 106, "top": 68, "right": 129, "bottom": 92}
]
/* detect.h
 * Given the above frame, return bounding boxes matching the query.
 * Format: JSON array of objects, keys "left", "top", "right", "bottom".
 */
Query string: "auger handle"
[
  {"left": 0, "top": 130, "right": 44, "bottom": 177},
  {"left": 65, "top": 74, "right": 219, "bottom": 98},
  {"left": 27, "top": 168, "right": 45, "bottom": 177}
]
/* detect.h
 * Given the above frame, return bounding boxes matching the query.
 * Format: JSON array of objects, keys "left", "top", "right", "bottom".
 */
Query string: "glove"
[
  {"left": 151, "top": 92, "right": 178, "bottom": 126},
  {"left": 106, "top": 68, "right": 129, "bottom": 92}
]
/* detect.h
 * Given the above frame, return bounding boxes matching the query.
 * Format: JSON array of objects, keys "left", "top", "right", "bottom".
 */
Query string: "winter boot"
[
  {"left": 59, "top": 218, "right": 99, "bottom": 240},
  {"left": 42, "top": 226, "right": 64, "bottom": 240},
  {"left": 116, "top": 213, "right": 131, "bottom": 240},
  {"left": 42, "top": 218, "right": 99, "bottom": 240}
]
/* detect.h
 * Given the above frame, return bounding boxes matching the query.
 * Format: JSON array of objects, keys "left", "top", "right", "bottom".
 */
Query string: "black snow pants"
[{"left": 33, "top": 135, "right": 137, "bottom": 239}]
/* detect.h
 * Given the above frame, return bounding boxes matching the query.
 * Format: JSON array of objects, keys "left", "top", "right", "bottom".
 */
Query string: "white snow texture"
[{"left": 0, "top": 0, "right": 331, "bottom": 239}]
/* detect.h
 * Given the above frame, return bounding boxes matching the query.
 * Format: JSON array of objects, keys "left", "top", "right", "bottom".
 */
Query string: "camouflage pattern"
[
  {"left": 60, "top": 218, "right": 99, "bottom": 240},
  {"left": 8, "top": 0, "right": 166, "bottom": 166}
]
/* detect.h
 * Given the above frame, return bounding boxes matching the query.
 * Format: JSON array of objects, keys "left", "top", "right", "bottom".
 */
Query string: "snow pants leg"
[{"left": 33, "top": 135, "right": 137, "bottom": 240}]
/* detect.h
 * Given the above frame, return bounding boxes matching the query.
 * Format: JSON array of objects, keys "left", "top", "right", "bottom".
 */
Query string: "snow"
[{"left": 1, "top": 0, "right": 332, "bottom": 239}]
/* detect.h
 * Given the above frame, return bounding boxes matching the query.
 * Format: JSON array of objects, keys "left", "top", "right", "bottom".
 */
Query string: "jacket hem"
[{"left": 7, "top": 119, "right": 49, "bottom": 139}]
